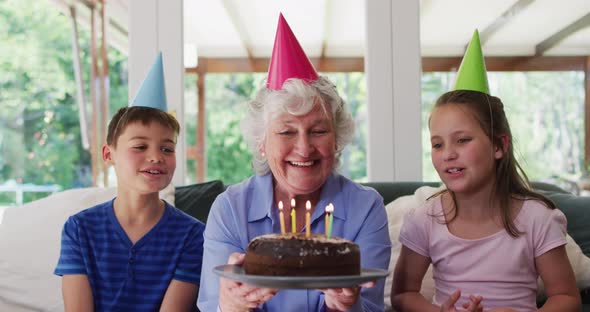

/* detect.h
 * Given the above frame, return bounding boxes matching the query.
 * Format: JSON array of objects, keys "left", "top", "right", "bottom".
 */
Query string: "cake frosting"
[{"left": 243, "top": 233, "right": 360, "bottom": 276}]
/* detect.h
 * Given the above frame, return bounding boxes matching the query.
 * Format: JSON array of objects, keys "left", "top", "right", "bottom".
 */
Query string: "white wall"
[
  {"left": 365, "top": 0, "right": 422, "bottom": 182},
  {"left": 128, "top": 0, "right": 186, "bottom": 185}
]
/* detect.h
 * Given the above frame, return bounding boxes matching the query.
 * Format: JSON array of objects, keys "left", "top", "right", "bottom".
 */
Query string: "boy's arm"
[
  {"left": 62, "top": 274, "right": 94, "bottom": 312},
  {"left": 160, "top": 281, "right": 199, "bottom": 311}
]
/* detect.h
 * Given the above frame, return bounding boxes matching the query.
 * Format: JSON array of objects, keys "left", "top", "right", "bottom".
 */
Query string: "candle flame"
[
  {"left": 325, "top": 203, "right": 334, "bottom": 213},
  {"left": 278, "top": 201, "right": 283, "bottom": 210},
  {"left": 291, "top": 198, "right": 296, "bottom": 208},
  {"left": 306, "top": 200, "right": 311, "bottom": 211}
]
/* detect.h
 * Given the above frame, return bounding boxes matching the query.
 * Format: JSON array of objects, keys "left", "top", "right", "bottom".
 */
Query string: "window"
[
  {"left": 184, "top": 72, "right": 368, "bottom": 184},
  {"left": 0, "top": 0, "right": 128, "bottom": 206},
  {"left": 421, "top": 71, "right": 585, "bottom": 193}
]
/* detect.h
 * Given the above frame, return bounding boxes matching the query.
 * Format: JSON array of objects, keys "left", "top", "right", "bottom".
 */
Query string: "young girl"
[{"left": 391, "top": 89, "right": 581, "bottom": 311}]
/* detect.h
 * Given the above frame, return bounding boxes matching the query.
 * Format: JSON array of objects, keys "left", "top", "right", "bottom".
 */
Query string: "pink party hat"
[{"left": 267, "top": 13, "right": 319, "bottom": 90}]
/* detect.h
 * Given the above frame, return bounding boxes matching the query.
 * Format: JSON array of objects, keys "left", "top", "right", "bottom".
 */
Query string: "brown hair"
[
  {"left": 106, "top": 106, "right": 180, "bottom": 147},
  {"left": 430, "top": 90, "right": 555, "bottom": 237}
]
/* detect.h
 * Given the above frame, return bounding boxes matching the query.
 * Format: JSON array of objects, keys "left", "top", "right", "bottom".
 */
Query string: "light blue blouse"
[{"left": 197, "top": 173, "right": 391, "bottom": 312}]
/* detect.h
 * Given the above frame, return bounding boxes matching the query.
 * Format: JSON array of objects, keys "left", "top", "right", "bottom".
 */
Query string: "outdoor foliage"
[
  {"left": 0, "top": 0, "right": 127, "bottom": 203},
  {"left": 2, "top": 0, "right": 586, "bottom": 204},
  {"left": 421, "top": 71, "right": 586, "bottom": 191},
  {"left": 184, "top": 72, "right": 368, "bottom": 185}
]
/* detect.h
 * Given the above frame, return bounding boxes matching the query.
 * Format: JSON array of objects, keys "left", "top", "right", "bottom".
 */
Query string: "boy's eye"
[
  {"left": 133, "top": 145, "right": 147, "bottom": 150},
  {"left": 161, "top": 147, "right": 175, "bottom": 154}
]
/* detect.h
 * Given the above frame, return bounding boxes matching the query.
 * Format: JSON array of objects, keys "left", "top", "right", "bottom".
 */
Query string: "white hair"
[{"left": 241, "top": 76, "right": 355, "bottom": 175}]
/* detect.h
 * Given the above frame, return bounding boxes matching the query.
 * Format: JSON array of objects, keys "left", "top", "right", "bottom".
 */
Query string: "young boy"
[{"left": 54, "top": 54, "right": 204, "bottom": 311}]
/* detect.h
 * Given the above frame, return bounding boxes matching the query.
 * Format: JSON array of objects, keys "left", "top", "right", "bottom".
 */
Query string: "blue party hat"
[{"left": 130, "top": 52, "right": 167, "bottom": 110}]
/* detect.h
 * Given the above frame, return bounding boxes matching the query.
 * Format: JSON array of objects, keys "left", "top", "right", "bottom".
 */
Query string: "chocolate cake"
[{"left": 243, "top": 233, "right": 360, "bottom": 276}]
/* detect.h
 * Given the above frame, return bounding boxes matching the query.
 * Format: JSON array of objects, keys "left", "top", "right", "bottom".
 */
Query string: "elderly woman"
[{"left": 197, "top": 14, "right": 391, "bottom": 312}]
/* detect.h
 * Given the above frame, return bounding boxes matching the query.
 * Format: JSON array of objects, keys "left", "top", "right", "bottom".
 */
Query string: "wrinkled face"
[
  {"left": 263, "top": 105, "right": 336, "bottom": 196},
  {"left": 429, "top": 104, "right": 503, "bottom": 196},
  {"left": 103, "top": 121, "right": 177, "bottom": 195}
]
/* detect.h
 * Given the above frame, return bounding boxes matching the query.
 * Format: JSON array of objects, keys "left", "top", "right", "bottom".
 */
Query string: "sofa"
[
  {"left": 174, "top": 180, "right": 590, "bottom": 310},
  {"left": 0, "top": 180, "right": 588, "bottom": 311}
]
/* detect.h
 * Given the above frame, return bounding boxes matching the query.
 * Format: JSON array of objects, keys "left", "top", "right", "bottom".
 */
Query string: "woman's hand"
[
  {"left": 321, "top": 281, "right": 375, "bottom": 312},
  {"left": 440, "top": 290, "right": 483, "bottom": 312},
  {"left": 218, "top": 253, "right": 278, "bottom": 312}
]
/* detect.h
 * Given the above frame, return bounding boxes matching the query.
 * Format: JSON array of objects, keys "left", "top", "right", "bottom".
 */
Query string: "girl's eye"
[
  {"left": 431, "top": 143, "right": 442, "bottom": 149},
  {"left": 458, "top": 137, "right": 472, "bottom": 144}
]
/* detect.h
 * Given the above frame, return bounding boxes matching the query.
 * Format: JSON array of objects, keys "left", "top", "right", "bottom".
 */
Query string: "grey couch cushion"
[
  {"left": 539, "top": 191, "right": 590, "bottom": 257},
  {"left": 175, "top": 180, "right": 225, "bottom": 223}
]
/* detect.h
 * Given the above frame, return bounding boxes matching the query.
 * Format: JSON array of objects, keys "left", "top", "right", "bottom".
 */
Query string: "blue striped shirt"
[{"left": 55, "top": 199, "right": 204, "bottom": 311}]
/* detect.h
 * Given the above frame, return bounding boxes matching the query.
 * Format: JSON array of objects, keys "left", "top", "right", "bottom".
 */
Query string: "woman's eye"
[
  {"left": 278, "top": 130, "right": 295, "bottom": 136},
  {"left": 311, "top": 129, "right": 328, "bottom": 135}
]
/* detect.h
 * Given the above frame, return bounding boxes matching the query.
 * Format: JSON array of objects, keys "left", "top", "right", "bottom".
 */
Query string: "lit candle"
[
  {"left": 291, "top": 198, "right": 296, "bottom": 233},
  {"left": 325, "top": 203, "right": 334, "bottom": 238},
  {"left": 278, "top": 201, "right": 286, "bottom": 234},
  {"left": 305, "top": 200, "right": 311, "bottom": 237}
]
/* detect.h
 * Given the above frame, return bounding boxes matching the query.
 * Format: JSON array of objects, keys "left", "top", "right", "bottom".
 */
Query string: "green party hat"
[{"left": 453, "top": 30, "right": 490, "bottom": 95}]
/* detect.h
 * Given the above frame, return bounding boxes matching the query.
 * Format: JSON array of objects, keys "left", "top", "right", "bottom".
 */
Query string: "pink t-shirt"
[{"left": 399, "top": 197, "right": 567, "bottom": 311}]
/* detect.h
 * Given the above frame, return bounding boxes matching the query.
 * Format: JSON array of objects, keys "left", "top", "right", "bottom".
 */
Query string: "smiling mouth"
[
  {"left": 446, "top": 168, "right": 463, "bottom": 174},
  {"left": 289, "top": 160, "right": 315, "bottom": 167},
  {"left": 142, "top": 169, "right": 164, "bottom": 175}
]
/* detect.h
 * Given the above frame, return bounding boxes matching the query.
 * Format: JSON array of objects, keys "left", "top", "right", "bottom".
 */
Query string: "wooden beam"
[
  {"left": 536, "top": 12, "right": 590, "bottom": 56},
  {"left": 89, "top": 0, "right": 99, "bottom": 186},
  {"left": 186, "top": 57, "right": 364, "bottom": 73},
  {"left": 68, "top": 5, "right": 90, "bottom": 150},
  {"left": 221, "top": 0, "right": 255, "bottom": 70},
  {"left": 319, "top": 0, "right": 332, "bottom": 69},
  {"left": 479, "top": 0, "right": 535, "bottom": 45},
  {"left": 423, "top": 56, "right": 586, "bottom": 72},
  {"left": 585, "top": 56, "right": 590, "bottom": 172},
  {"left": 419, "top": 0, "right": 433, "bottom": 16},
  {"left": 196, "top": 67, "right": 206, "bottom": 182},
  {"left": 99, "top": 0, "right": 109, "bottom": 186},
  {"left": 186, "top": 56, "right": 586, "bottom": 74}
]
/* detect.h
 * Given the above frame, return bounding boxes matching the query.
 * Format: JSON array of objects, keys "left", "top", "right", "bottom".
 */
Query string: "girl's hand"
[
  {"left": 320, "top": 281, "right": 375, "bottom": 311},
  {"left": 218, "top": 253, "right": 278, "bottom": 312},
  {"left": 440, "top": 290, "right": 483, "bottom": 312}
]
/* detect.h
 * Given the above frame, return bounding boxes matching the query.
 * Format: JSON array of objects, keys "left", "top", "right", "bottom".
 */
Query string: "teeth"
[
  {"left": 148, "top": 170, "right": 161, "bottom": 174},
  {"left": 447, "top": 168, "right": 460, "bottom": 173},
  {"left": 291, "top": 161, "right": 314, "bottom": 167}
]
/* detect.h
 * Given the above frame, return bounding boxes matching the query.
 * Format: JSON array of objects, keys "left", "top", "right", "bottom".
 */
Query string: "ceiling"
[{"left": 54, "top": 0, "right": 590, "bottom": 62}]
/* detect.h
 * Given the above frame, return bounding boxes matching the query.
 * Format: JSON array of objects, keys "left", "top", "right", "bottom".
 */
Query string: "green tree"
[
  {"left": 0, "top": 0, "right": 128, "bottom": 202},
  {"left": 420, "top": 71, "right": 585, "bottom": 190}
]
